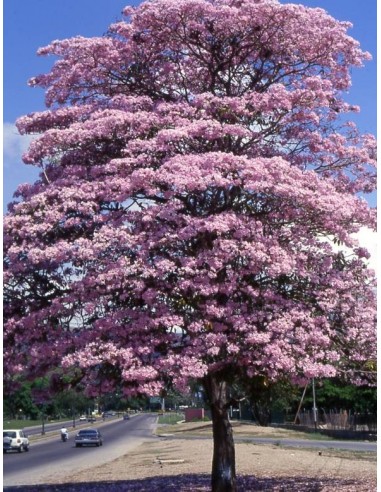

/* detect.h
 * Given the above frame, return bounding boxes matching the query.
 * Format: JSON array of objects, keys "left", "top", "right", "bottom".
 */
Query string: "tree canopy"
[{"left": 4, "top": 1, "right": 376, "bottom": 490}]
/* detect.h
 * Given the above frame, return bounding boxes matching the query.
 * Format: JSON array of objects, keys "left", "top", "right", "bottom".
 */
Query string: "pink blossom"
[{"left": 3, "top": 3, "right": 376, "bottom": 487}]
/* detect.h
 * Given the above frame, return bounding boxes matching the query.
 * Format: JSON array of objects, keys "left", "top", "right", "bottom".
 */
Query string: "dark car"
[
  {"left": 75, "top": 429, "right": 103, "bottom": 447},
  {"left": 123, "top": 414, "right": 130, "bottom": 420}
]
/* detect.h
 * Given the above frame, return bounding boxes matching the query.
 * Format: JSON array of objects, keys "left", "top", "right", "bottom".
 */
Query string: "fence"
[{"left": 297, "top": 409, "right": 376, "bottom": 432}]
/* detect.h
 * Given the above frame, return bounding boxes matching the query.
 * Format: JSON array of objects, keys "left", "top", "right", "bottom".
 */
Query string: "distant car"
[
  {"left": 102, "top": 411, "right": 117, "bottom": 418},
  {"left": 123, "top": 414, "right": 130, "bottom": 420},
  {"left": 87, "top": 416, "right": 97, "bottom": 423},
  {"left": 3, "top": 430, "right": 30, "bottom": 453},
  {"left": 79, "top": 415, "right": 87, "bottom": 422},
  {"left": 75, "top": 429, "right": 103, "bottom": 447}
]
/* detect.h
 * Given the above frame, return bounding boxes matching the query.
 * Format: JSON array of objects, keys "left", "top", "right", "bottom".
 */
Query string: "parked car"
[
  {"left": 123, "top": 413, "right": 130, "bottom": 420},
  {"left": 3, "top": 430, "right": 30, "bottom": 453},
  {"left": 87, "top": 416, "right": 97, "bottom": 422},
  {"left": 75, "top": 428, "right": 103, "bottom": 447},
  {"left": 79, "top": 415, "right": 87, "bottom": 422},
  {"left": 102, "top": 411, "right": 116, "bottom": 418}
]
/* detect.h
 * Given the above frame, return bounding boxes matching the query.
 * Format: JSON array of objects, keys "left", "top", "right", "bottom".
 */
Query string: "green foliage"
[
  {"left": 99, "top": 392, "right": 148, "bottom": 412},
  {"left": 238, "top": 376, "right": 300, "bottom": 426},
  {"left": 3, "top": 418, "right": 68, "bottom": 429},
  {"left": 302, "top": 379, "right": 376, "bottom": 413},
  {"left": 3, "top": 381, "right": 40, "bottom": 420},
  {"left": 3, "top": 375, "right": 93, "bottom": 420},
  {"left": 158, "top": 412, "right": 185, "bottom": 425},
  {"left": 51, "top": 390, "right": 93, "bottom": 417},
  {"left": 232, "top": 376, "right": 376, "bottom": 426}
]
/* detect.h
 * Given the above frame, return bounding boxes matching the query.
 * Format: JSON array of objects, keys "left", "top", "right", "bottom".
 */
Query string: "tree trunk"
[
  {"left": 252, "top": 401, "right": 271, "bottom": 427},
  {"left": 204, "top": 374, "right": 237, "bottom": 492}
]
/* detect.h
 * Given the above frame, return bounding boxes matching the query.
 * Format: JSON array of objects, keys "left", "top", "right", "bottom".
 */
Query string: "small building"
[{"left": 185, "top": 408, "right": 204, "bottom": 422}]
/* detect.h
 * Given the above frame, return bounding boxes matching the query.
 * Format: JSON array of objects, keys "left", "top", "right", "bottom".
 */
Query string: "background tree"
[
  {"left": 239, "top": 376, "right": 299, "bottom": 426},
  {"left": 302, "top": 378, "right": 377, "bottom": 414},
  {"left": 3, "top": 379, "right": 40, "bottom": 420},
  {"left": 4, "top": 1, "right": 376, "bottom": 490},
  {"left": 52, "top": 389, "right": 93, "bottom": 419}
]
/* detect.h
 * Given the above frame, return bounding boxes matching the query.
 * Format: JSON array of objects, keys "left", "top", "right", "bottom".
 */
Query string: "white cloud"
[
  {"left": 3, "top": 122, "right": 35, "bottom": 167},
  {"left": 354, "top": 227, "right": 377, "bottom": 275},
  {"left": 3, "top": 122, "right": 40, "bottom": 209},
  {"left": 328, "top": 228, "right": 377, "bottom": 275}
]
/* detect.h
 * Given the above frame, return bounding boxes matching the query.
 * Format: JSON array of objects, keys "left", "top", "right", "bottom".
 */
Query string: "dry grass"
[
  {"left": 8, "top": 421, "right": 375, "bottom": 491},
  {"left": 52, "top": 421, "right": 376, "bottom": 491}
]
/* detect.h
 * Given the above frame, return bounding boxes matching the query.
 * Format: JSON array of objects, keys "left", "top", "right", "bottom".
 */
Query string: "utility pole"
[
  {"left": 312, "top": 378, "right": 318, "bottom": 430},
  {"left": 293, "top": 383, "right": 308, "bottom": 424},
  {"left": 41, "top": 409, "right": 45, "bottom": 435}
]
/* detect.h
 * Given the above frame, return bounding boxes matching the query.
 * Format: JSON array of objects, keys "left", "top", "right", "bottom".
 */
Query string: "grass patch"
[
  {"left": 142, "top": 445, "right": 182, "bottom": 455},
  {"left": 246, "top": 441, "right": 376, "bottom": 461},
  {"left": 321, "top": 449, "right": 376, "bottom": 462},
  {"left": 298, "top": 431, "right": 334, "bottom": 441},
  {"left": 158, "top": 413, "right": 185, "bottom": 425},
  {"left": 249, "top": 430, "right": 334, "bottom": 441},
  {"left": 3, "top": 418, "right": 69, "bottom": 429},
  {"left": 156, "top": 421, "right": 212, "bottom": 436}
]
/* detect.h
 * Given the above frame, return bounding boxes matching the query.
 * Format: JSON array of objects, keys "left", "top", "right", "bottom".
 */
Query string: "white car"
[
  {"left": 79, "top": 415, "right": 87, "bottom": 421},
  {"left": 3, "top": 429, "right": 30, "bottom": 453}
]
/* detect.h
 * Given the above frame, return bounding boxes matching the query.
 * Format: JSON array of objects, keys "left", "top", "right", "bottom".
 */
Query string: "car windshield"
[
  {"left": 78, "top": 430, "right": 98, "bottom": 436},
  {"left": 3, "top": 432, "right": 17, "bottom": 438}
]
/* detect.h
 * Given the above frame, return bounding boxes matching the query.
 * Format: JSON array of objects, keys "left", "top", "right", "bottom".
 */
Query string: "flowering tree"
[{"left": 4, "top": 0, "right": 376, "bottom": 490}]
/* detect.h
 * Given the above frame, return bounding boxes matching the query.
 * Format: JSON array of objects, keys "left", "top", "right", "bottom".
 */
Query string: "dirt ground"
[{"left": 39, "top": 421, "right": 376, "bottom": 491}]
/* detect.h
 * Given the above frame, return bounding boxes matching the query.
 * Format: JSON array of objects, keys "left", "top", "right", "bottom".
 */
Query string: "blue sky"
[{"left": 3, "top": 0, "right": 377, "bottom": 212}]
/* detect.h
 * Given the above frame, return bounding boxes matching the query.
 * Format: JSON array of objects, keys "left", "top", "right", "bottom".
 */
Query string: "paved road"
[
  {"left": 159, "top": 433, "right": 376, "bottom": 452},
  {"left": 18, "top": 415, "right": 127, "bottom": 437},
  {"left": 233, "top": 436, "right": 377, "bottom": 452},
  {"left": 4, "top": 413, "right": 158, "bottom": 488}
]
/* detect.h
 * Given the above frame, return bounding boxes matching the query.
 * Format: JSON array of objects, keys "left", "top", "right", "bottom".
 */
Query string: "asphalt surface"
[
  {"left": 4, "top": 415, "right": 376, "bottom": 488},
  {"left": 159, "top": 433, "right": 377, "bottom": 452},
  {"left": 233, "top": 436, "right": 377, "bottom": 452},
  {"left": 4, "top": 413, "right": 158, "bottom": 488}
]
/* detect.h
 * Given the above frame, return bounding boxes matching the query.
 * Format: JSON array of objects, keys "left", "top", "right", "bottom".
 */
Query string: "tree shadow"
[{"left": 3, "top": 473, "right": 372, "bottom": 491}]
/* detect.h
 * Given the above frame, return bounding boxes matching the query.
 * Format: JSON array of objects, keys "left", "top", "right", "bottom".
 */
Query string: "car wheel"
[
  {"left": 24, "top": 445, "right": 30, "bottom": 452},
  {"left": 100, "top": 441, "right": 103, "bottom": 446},
  {"left": 3, "top": 449, "right": 7, "bottom": 454},
  {"left": 96, "top": 443, "right": 100, "bottom": 447},
  {"left": 75, "top": 444, "right": 81, "bottom": 447},
  {"left": 18, "top": 446, "right": 23, "bottom": 453}
]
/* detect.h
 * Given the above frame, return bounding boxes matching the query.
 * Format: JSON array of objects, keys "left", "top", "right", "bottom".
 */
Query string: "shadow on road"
[{"left": 3, "top": 473, "right": 372, "bottom": 491}]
